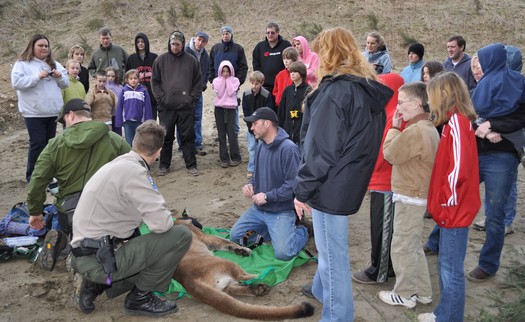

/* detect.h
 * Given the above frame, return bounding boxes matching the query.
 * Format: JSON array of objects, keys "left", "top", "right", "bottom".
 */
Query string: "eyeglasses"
[
  {"left": 397, "top": 100, "right": 418, "bottom": 106},
  {"left": 266, "top": 31, "right": 276, "bottom": 35}
]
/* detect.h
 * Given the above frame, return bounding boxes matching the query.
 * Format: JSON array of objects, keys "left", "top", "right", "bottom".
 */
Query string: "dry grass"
[{"left": 0, "top": 0, "right": 524, "bottom": 71}]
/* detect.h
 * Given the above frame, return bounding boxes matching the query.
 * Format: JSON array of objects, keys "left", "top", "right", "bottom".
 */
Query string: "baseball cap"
[
  {"left": 243, "top": 107, "right": 278, "bottom": 123},
  {"left": 57, "top": 99, "right": 91, "bottom": 124},
  {"left": 195, "top": 31, "right": 209, "bottom": 42},
  {"left": 169, "top": 31, "right": 185, "bottom": 44}
]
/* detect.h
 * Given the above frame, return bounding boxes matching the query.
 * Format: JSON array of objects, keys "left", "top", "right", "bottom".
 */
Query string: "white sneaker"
[
  {"left": 505, "top": 225, "right": 514, "bottom": 236},
  {"left": 378, "top": 291, "right": 416, "bottom": 309},
  {"left": 411, "top": 294, "right": 432, "bottom": 304},
  {"left": 472, "top": 220, "right": 485, "bottom": 231},
  {"left": 418, "top": 312, "right": 436, "bottom": 322}
]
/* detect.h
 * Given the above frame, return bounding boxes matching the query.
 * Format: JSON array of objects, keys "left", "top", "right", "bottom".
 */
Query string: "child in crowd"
[
  {"left": 105, "top": 66, "right": 124, "bottom": 135},
  {"left": 115, "top": 69, "right": 152, "bottom": 145},
  {"left": 68, "top": 45, "right": 89, "bottom": 93},
  {"left": 61, "top": 59, "right": 86, "bottom": 104},
  {"left": 242, "top": 71, "right": 274, "bottom": 179},
  {"left": 272, "top": 47, "right": 299, "bottom": 108},
  {"left": 418, "top": 72, "right": 480, "bottom": 322},
  {"left": 85, "top": 70, "right": 116, "bottom": 128},
  {"left": 421, "top": 61, "right": 444, "bottom": 84},
  {"left": 292, "top": 36, "right": 319, "bottom": 86},
  {"left": 352, "top": 73, "right": 404, "bottom": 285},
  {"left": 379, "top": 82, "right": 440, "bottom": 309},
  {"left": 213, "top": 61, "right": 241, "bottom": 168},
  {"left": 278, "top": 61, "right": 311, "bottom": 145}
]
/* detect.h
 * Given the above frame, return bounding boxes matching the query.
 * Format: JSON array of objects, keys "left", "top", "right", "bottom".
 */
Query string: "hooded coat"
[
  {"left": 292, "top": 36, "right": 319, "bottom": 85},
  {"left": 212, "top": 60, "right": 240, "bottom": 108},
  {"left": 126, "top": 33, "right": 158, "bottom": 106},
  {"left": 26, "top": 121, "right": 130, "bottom": 215},
  {"left": 472, "top": 43, "right": 525, "bottom": 119},
  {"left": 151, "top": 34, "right": 202, "bottom": 111},
  {"left": 208, "top": 36, "right": 248, "bottom": 85},
  {"left": 295, "top": 74, "right": 393, "bottom": 215}
]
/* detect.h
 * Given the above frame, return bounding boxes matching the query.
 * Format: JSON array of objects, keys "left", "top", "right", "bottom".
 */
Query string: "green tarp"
[{"left": 140, "top": 224, "right": 312, "bottom": 298}]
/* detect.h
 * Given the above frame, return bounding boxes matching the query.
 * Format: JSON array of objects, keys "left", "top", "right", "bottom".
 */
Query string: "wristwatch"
[{"left": 263, "top": 193, "right": 267, "bottom": 201}]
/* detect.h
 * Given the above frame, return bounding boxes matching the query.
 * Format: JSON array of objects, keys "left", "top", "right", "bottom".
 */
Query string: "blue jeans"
[
  {"left": 434, "top": 227, "right": 468, "bottom": 322},
  {"left": 24, "top": 117, "right": 57, "bottom": 182},
  {"left": 478, "top": 152, "right": 518, "bottom": 275},
  {"left": 229, "top": 205, "right": 308, "bottom": 261},
  {"left": 124, "top": 120, "right": 141, "bottom": 146},
  {"left": 194, "top": 95, "right": 203, "bottom": 149},
  {"left": 503, "top": 177, "right": 517, "bottom": 226},
  {"left": 311, "top": 209, "right": 354, "bottom": 322},
  {"left": 246, "top": 132, "right": 257, "bottom": 172}
]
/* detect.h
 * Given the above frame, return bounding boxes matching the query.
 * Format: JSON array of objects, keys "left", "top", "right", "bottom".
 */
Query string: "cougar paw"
[
  {"left": 249, "top": 283, "right": 270, "bottom": 296},
  {"left": 234, "top": 246, "right": 252, "bottom": 257}
]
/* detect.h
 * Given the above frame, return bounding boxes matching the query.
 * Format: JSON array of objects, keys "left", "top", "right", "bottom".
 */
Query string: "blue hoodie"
[
  {"left": 250, "top": 127, "right": 300, "bottom": 212},
  {"left": 472, "top": 43, "right": 525, "bottom": 119},
  {"left": 400, "top": 59, "right": 424, "bottom": 84}
]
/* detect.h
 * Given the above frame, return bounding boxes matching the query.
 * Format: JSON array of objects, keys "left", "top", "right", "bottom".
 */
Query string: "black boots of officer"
[
  {"left": 123, "top": 286, "right": 179, "bottom": 317},
  {"left": 77, "top": 278, "right": 107, "bottom": 313}
]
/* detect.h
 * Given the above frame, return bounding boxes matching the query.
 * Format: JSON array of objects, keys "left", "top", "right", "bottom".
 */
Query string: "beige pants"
[{"left": 391, "top": 202, "right": 432, "bottom": 298}]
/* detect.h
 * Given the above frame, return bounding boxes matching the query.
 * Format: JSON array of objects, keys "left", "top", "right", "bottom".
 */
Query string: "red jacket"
[
  {"left": 272, "top": 69, "right": 292, "bottom": 107},
  {"left": 427, "top": 113, "right": 480, "bottom": 228},
  {"left": 368, "top": 73, "right": 404, "bottom": 191}
]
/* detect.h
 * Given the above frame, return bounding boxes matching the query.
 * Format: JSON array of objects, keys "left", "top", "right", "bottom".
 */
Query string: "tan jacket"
[
  {"left": 383, "top": 113, "right": 440, "bottom": 199},
  {"left": 85, "top": 87, "right": 116, "bottom": 123},
  {"left": 71, "top": 151, "right": 173, "bottom": 247}
]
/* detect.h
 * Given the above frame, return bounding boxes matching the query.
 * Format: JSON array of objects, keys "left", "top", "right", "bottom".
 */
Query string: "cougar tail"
[{"left": 186, "top": 281, "right": 314, "bottom": 320}]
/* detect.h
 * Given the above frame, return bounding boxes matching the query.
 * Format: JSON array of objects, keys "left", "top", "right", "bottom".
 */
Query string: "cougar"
[{"left": 172, "top": 219, "right": 315, "bottom": 320}]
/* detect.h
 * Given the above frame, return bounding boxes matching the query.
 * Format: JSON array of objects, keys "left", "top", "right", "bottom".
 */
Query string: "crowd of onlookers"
[{"left": 11, "top": 23, "right": 524, "bottom": 322}]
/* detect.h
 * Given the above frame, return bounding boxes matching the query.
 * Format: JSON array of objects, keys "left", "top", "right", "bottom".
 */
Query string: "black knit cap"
[{"left": 408, "top": 43, "right": 425, "bottom": 59}]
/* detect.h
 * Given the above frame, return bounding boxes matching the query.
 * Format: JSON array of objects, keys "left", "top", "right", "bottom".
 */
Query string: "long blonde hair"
[
  {"left": 427, "top": 72, "right": 477, "bottom": 126},
  {"left": 312, "top": 27, "right": 377, "bottom": 81}
]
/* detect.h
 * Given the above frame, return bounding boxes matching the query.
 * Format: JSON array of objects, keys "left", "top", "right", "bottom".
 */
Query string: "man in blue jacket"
[
  {"left": 443, "top": 35, "right": 476, "bottom": 90},
  {"left": 229, "top": 107, "right": 310, "bottom": 261}
]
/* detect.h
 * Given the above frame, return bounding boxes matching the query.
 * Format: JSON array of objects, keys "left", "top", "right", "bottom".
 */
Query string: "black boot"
[
  {"left": 124, "top": 286, "right": 179, "bottom": 317},
  {"left": 74, "top": 277, "right": 107, "bottom": 314}
]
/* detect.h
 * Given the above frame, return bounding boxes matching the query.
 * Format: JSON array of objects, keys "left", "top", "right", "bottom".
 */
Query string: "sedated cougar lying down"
[{"left": 172, "top": 219, "right": 315, "bottom": 320}]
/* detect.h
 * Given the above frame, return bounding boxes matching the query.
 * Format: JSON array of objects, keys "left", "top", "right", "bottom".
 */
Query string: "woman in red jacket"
[{"left": 418, "top": 72, "right": 480, "bottom": 322}]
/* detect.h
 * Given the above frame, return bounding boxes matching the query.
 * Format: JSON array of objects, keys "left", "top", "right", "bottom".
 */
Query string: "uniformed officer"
[{"left": 70, "top": 120, "right": 192, "bottom": 317}]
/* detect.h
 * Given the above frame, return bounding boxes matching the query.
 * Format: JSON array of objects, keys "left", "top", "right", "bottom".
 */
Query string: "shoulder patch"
[{"left": 147, "top": 174, "right": 158, "bottom": 191}]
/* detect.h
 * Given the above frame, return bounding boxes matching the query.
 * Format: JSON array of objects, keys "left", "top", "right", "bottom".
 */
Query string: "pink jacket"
[
  {"left": 293, "top": 36, "right": 319, "bottom": 86},
  {"left": 212, "top": 60, "right": 240, "bottom": 109}
]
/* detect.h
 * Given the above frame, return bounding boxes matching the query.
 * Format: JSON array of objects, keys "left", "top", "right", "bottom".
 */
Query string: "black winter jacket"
[
  {"left": 294, "top": 74, "right": 392, "bottom": 215},
  {"left": 126, "top": 33, "right": 159, "bottom": 106},
  {"left": 278, "top": 82, "right": 312, "bottom": 145}
]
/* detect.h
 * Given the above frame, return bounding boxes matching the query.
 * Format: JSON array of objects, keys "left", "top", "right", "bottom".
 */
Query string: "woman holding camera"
[
  {"left": 363, "top": 31, "right": 392, "bottom": 74},
  {"left": 11, "top": 34, "right": 68, "bottom": 182}
]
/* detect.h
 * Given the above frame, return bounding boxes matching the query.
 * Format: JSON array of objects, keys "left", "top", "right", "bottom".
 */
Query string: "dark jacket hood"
[
  {"left": 268, "top": 127, "right": 290, "bottom": 150},
  {"left": 134, "top": 32, "right": 151, "bottom": 55}
]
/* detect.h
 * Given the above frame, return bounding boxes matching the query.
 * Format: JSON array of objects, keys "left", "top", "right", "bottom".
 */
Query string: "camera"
[
  {"left": 375, "top": 64, "right": 384, "bottom": 74},
  {"left": 47, "top": 71, "right": 53, "bottom": 77}
]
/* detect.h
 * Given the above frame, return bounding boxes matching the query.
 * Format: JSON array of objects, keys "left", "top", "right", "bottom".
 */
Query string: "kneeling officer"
[{"left": 70, "top": 120, "right": 192, "bottom": 316}]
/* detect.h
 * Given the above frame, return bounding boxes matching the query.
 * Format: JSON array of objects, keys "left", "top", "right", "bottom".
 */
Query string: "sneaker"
[
  {"left": 124, "top": 286, "right": 179, "bottom": 317},
  {"left": 301, "top": 283, "right": 315, "bottom": 299},
  {"left": 229, "top": 160, "right": 241, "bottom": 167},
  {"left": 412, "top": 294, "right": 432, "bottom": 305},
  {"left": 423, "top": 210, "right": 432, "bottom": 219},
  {"left": 246, "top": 171, "right": 253, "bottom": 179},
  {"left": 467, "top": 266, "right": 494, "bottom": 283},
  {"left": 517, "top": 147, "right": 525, "bottom": 169},
  {"left": 39, "top": 229, "right": 67, "bottom": 271},
  {"left": 473, "top": 220, "right": 485, "bottom": 231},
  {"left": 418, "top": 313, "right": 436, "bottom": 322},
  {"left": 195, "top": 147, "right": 207, "bottom": 156},
  {"left": 352, "top": 269, "right": 379, "bottom": 285},
  {"left": 505, "top": 225, "right": 514, "bottom": 236},
  {"left": 423, "top": 245, "right": 437, "bottom": 256},
  {"left": 220, "top": 161, "right": 229, "bottom": 168},
  {"left": 188, "top": 167, "right": 199, "bottom": 176},
  {"left": 157, "top": 167, "right": 169, "bottom": 176},
  {"left": 378, "top": 290, "right": 416, "bottom": 309}
]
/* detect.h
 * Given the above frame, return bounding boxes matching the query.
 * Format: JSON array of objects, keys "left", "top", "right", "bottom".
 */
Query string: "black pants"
[
  {"left": 214, "top": 107, "right": 241, "bottom": 163},
  {"left": 158, "top": 108, "right": 196, "bottom": 170},
  {"left": 365, "top": 191, "right": 395, "bottom": 283}
]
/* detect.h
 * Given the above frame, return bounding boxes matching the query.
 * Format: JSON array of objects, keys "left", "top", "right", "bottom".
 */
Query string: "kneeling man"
[
  {"left": 70, "top": 120, "right": 192, "bottom": 317},
  {"left": 230, "top": 107, "right": 309, "bottom": 261}
]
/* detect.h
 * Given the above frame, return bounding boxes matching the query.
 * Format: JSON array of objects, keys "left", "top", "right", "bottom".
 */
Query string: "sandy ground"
[{"left": 0, "top": 86, "right": 524, "bottom": 322}]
